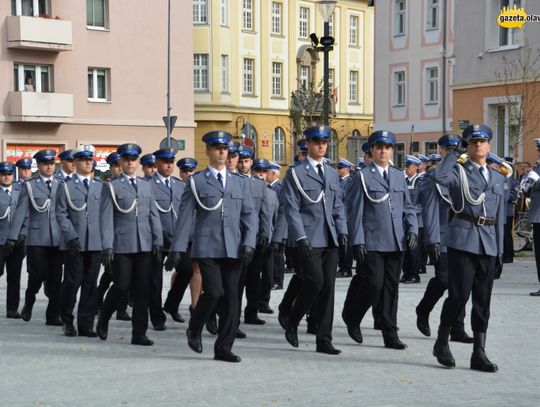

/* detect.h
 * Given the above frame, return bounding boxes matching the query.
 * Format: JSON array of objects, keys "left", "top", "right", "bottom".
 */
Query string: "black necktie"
[
  {"left": 479, "top": 167, "right": 487, "bottom": 185},
  {"left": 383, "top": 170, "right": 388, "bottom": 182},
  {"left": 406, "top": 177, "right": 411, "bottom": 186},
  {"left": 317, "top": 164, "right": 326, "bottom": 185},
  {"left": 217, "top": 173, "right": 224, "bottom": 190},
  {"left": 130, "top": 177, "right": 137, "bottom": 192},
  {"left": 65, "top": 175, "right": 71, "bottom": 181},
  {"left": 83, "top": 178, "right": 89, "bottom": 191},
  {"left": 45, "top": 180, "right": 52, "bottom": 194}
]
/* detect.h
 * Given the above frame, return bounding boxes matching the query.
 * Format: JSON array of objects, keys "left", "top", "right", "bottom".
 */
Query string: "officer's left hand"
[
  {"left": 153, "top": 245, "right": 163, "bottom": 263},
  {"left": 240, "top": 246, "right": 255, "bottom": 267},
  {"left": 427, "top": 243, "right": 440, "bottom": 265},
  {"left": 338, "top": 234, "right": 348, "bottom": 259},
  {"left": 67, "top": 238, "right": 79, "bottom": 256},
  {"left": 3, "top": 239, "right": 16, "bottom": 255},
  {"left": 16, "top": 235, "right": 26, "bottom": 247},
  {"left": 407, "top": 232, "right": 418, "bottom": 251},
  {"left": 496, "top": 255, "right": 503, "bottom": 274},
  {"left": 257, "top": 236, "right": 269, "bottom": 251}
]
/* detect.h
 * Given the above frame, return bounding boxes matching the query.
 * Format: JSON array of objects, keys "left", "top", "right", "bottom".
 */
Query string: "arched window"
[
  {"left": 272, "top": 127, "right": 285, "bottom": 163},
  {"left": 328, "top": 129, "right": 338, "bottom": 162},
  {"left": 242, "top": 122, "right": 258, "bottom": 155}
]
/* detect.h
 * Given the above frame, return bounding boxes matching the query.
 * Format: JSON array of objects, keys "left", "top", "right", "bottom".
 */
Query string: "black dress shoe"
[
  {"left": 131, "top": 334, "right": 154, "bottom": 346},
  {"left": 433, "top": 340, "right": 456, "bottom": 367},
  {"left": 6, "top": 310, "right": 21, "bottom": 319},
  {"left": 285, "top": 325, "right": 298, "bottom": 348},
  {"left": 116, "top": 310, "right": 132, "bottom": 321},
  {"left": 258, "top": 304, "right": 274, "bottom": 314},
  {"left": 400, "top": 275, "right": 420, "bottom": 284},
  {"left": 186, "top": 328, "right": 202, "bottom": 353},
  {"left": 206, "top": 315, "right": 218, "bottom": 335},
  {"left": 470, "top": 350, "right": 498, "bottom": 372},
  {"left": 346, "top": 325, "right": 363, "bottom": 344},
  {"left": 244, "top": 316, "right": 266, "bottom": 325},
  {"left": 529, "top": 289, "right": 540, "bottom": 296},
  {"left": 163, "top": 306, "right": 185, "bottom": 323},
  {"left": 96, "top": 318, "right": 108, "bottom": 340},
  {"left": 450, "top": 329, "right": 474, "bottom": 343},
  {"left": 306, "top": 324, "right": 319, "bottom": 335},
  {"left": 46, "top": 317, "right": 63, "bottom": 326},
  {"left": 214, "top": 351, "right": 241, "bottom": 363},
  {"left": 78, "top": 328, "right": 98, "bottom": 338},
  {"left": 383, "top": 331, "right": 407, "bottom": 350},
  {"left": 278, "top": 311, "right": 288, "bottom": 330},
  {"left": 153, "top": 323, "right": 167, "bottom": 331},
  {"left": 316, "top": 342, "right": 342, "bottom": 355},
  {"left": 236, "top": 329, "right": 247, "bottom": 339},
  {"left": 271, "top": 283, "right": 283, "bottom": 290},
  {"left": 63, "top": 323, "right": 78, "bottom": 337},
  {"left": 416, "top": 314, "right": 431, "bottom": 337},
  {"left": 21, "top": 304, "right": 32, "bottom": 322}
]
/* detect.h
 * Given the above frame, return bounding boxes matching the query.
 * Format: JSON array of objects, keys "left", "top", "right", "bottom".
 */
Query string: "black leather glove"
[
  {"left": 101, "top": 248, "right": 114, "bottom": 267},
  {"left": 164, "top": 251, "right": 181, "bottom": 271},
  {"left": 496, "top": 255, "right": 503, "bottom": 270},
  {"left": 240, "top": 245, "right": 255, "bottom": 267},
  {"left": 353, "top": 244, "right": 367, "bottom": 264},
  {"left": 67, "top": 238, "right": 80, "bottom": 256},
  {"left": 16, "top": 235, "right": 26, "bottom": 247},
  {"left": 153, "top": 245, "right": 163, "bottom": 263},
  {"left": 427, "top": 243, "right": 440, "bottom": 265},
  {"left": 257, "top": 236, "right": 269, "bottom": 251},
  {"left": 338, "top": 233, "right": 348, "bottom": 259},
  {"left": 269, "top": 241, "right": 281, "bottom": 254},
  {"left": 3, "top": 239, "right": 16, "bottom": 255},
  {"left": 297, "top": 238, "right": 312, "bottom": 259},
  {"left": 451, "top": 139, "right": 468, "bottom": 155},
  {"left": 407, "top": 232, "right": 418, "bottom": 251}
]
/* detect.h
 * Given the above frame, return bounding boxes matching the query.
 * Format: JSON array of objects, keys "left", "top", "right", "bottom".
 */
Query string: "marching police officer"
[
  {"left": 6, "top": 149, "right": 63, "bottom": 325},
  {"left": 97, "top": 143, "right": 163, "bottom": 346},
  {"left": 342, "top": 131, "right": 418, "bottom": 350},
  {"left": 267, "top": 162, "right": 285, "bottom": 290},
  {"left": 336, "top": 158, "right": 354, "bottom": 278},
  {"left": 16, "top": 158, "right": 33, "bottom": 181},
  {"left": 415, "top": 134, "right": 473, "bottom": 343},
  {"left": 56, "top": 145, "right": 104, "bottom": 337},
  {"left": 165, "top": 130, "right": 257, "bottom": 363},
  {"left": 57, "top": 150, "right": 75, "bottom": 180},
  {"left": 282, "top": 125, "right": 348, "bottom": 355},
  {"left": 0, "top": 161, "right": 23, "bottom": 318},
  {"left": 141, "top": 153, "right": 157, "bottom": 179},
  {"left": 432, "top": 124, "right": 504, "bottom": 372}
]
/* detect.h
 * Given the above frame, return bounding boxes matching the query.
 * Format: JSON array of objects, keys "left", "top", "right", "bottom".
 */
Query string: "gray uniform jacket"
[
  {"left": 0, "top": 183, "right": 22, "bottom": 245},
  {"left": 269, "top": 179, "right": 282, "bottom": 195},
  {"left": 407, "top": 174, "right": 424, "bottom": 229},
  {"left": 526, "top": 165, "right": 540, "bottom": 223},
  {"left": 265, "top": 185, "right": 279, "bottom": 240},
  {"left": 150, "top": 174, "right": 184, "bottom": 247},
  {"left": 348, "top": 163, "right": 418, "bottom": 252},
  {"left": 170, "top": 169, "right": 257, "bottom": 258},
  {"left": 282, "top": 158, "right": 347, "bottom": 248},
  {"left": 9, "top": 176, "right": 61, "bottom": 247},
  {"left": 247, "top": 176, "right": 272, "bottom": 241},
  {"left": 418, "top": 171, "right": 451, "bottom": 253},
  {"left": 433, "top": 153, "right": 505, "bottom": 257},
  {"left": 505, "top": 177, "right": 519, "bottom": 219},
  {"left": 100, "top": 175, "right": 163, "bottom": 254},
  {"left": 56, "top": 176, "right": 104, "bottom": 252}
]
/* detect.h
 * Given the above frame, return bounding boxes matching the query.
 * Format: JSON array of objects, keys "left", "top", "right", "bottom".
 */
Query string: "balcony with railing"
[
  {"left": 7, "top": 91, "right": 74, "bottom": 123},
  {"left": 6, "top": 15, "right": 73, "bottom": 51}
]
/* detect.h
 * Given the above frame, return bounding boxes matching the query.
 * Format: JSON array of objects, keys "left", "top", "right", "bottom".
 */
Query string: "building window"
[
  {"left": 221, "top": 55, "right": 229, "bottom": 93},
  {"left": 328, "top": 130, "right": 338, "bottom": 162},
  {"left": 393, "top": 70, "right": 406, "bottom": 106},
  {"left": 271, "top": 2, "right": 282, "bottom": 35},
  {"left": 349, "top": 15, "right": 359, "bottom": 46},
  {"left": 272, "top": 127, "right": 285, "bottom": 163},
  {"left": 328, "top": 12, "right": 335, "bottom": 38},
  {"left": 300, "top": 65, "right": 310, "bottom": 90},
  {"left": 243, "top": 58, "right": 254, "bottom": 95},
  {"left": 349, "top": 71, "right": 358, "bottom": 103},
  {"left": 425, "top": 66, "right": 439, "bottom": 104},
  {"left": 499, "top": 0, "right": 521, "bottom": 46},
  {"left": 243, "top": 0, "right": 253, "bottom": 30},
  {"left": 393, "top": 0, "right": 407, "bottom": 36},
  {"left": 220, "top": 0, "right": 228, "bottom": 26},
  {"left": 299, "top": 7, "right": 309, "bottom": 39},
  {"left": 12, "top": 0, "right": 50, "bottom": 17},
  {"left": 14, "top": 63, "right": 52, "bottom": 92},
  {"left": 394, "top": 143, "right": 405, "bottom": 168},
  {"left": 425, "top": 141, "right": 438, "bottom": 155},
  {"left": 193, "top": 0, "right": 208, "bottom": 24},
  {"left": 272, "top": 62, "right": 282, "bottom": 97},
  {"left": 328, "top": 68, "right": 335, "bottom": 95},
  {"left": 86, "top": 0, "right": 107, "bottom": 28},
  {"left": 87, "top": 68, "right": 108, "bottom": 100},
  {"left": 193, "top": 54, "right": 209, "bottom": 92},
  {"left": 426, "top": 0, "right": 439, "bottom": 30}
]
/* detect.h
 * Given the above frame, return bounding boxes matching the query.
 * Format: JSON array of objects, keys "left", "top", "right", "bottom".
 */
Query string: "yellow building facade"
[{"left": 193, "top": 0, "right": 374, "bottom": 165}]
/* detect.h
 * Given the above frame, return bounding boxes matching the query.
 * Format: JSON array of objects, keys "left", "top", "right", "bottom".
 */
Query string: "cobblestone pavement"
[{"left": 0, "top": 258, "right": 539, "bottom": 407}]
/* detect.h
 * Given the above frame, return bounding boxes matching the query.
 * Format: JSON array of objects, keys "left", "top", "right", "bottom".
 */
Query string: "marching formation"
[{"left": 0, "top": 123, "right": 524, "bottom": 371}]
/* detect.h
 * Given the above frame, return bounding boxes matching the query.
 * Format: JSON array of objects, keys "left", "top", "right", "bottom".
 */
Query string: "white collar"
[
  {"left": 373, "top": 162, "right": 389, "bottom": 177},
  {"left": 61, "top": 169, "right": 73, "bottom": 179},
  {"left": 2, "top": 185, "right": 12, "bottom": 193},
  {"left": 76, "top": 173, "right": 92, "bottom": 183},
  {"left": 207, "top": 165, "right": 227, "bottom": 180},
  {"left": 156, "top": 172, "right": 170, "bottom": 184},
  {"left": 40, "top": 175, "right": 53, "bottom": 183},
  {"left": 270, "top": 179, "right": 279, "bottom": 187},
  {"left": 307, "top": 156, "right": 324, "bottom": 169},
  {"left": 122, "top": 173, "right": 137, "bottom": 182}
]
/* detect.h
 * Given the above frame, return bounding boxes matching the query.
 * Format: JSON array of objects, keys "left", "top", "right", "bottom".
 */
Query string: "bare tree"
[{"left": 495, "top": 38, "right": 540, "bottom": 160}]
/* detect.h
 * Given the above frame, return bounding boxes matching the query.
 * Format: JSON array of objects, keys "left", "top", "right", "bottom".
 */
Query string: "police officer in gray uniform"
[
  {"left": 432, "top": 124, "right": 505, "bottom": 372},
  {"left": 416, "top": 134, "right": 472, "bottom": 343},
  {"left": 56, "top": 145, "right": 103, "bottom": 337},
  {"left": 0, "top": 161, "right": 23, "bottom": 318},
  {"left": 342, "top": 131, "right": 418, "bottom": 350},
  {"left": 97, "top": 143, "right": 163, "bottom": 346},
  {"left": 165, "top": 131, "right": 257, "bottom": 363},
  {"left": 282, "top": 125, "right": 348, "bottom": 355},
  {"left": 6, "top": 149, "right": 63, "bottom": 325}
]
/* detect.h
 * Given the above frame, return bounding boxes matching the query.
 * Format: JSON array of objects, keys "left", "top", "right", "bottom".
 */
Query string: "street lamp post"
[{"left": 316, "top": 1, "right": 337, "bottom": 126}]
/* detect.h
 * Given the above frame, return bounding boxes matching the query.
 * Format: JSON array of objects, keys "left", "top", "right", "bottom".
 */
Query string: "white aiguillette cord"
[
  {"left": 26, "top": 182, "right": 51, "bottom": 213},
  {"left": 291, "top": 168, "right": 324, "bottom": 204},
  {"left": 63, "top": 182, "right": 87, "bottom": 212},
  {"left": 359, "top": 172, "right": 389, "bottom": 204},
  {"left": 108, "top": 182, "right": 137, "bottom": 215},
  {"left": 190, "top": 176, "right": 223, "bottom": 211}
]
